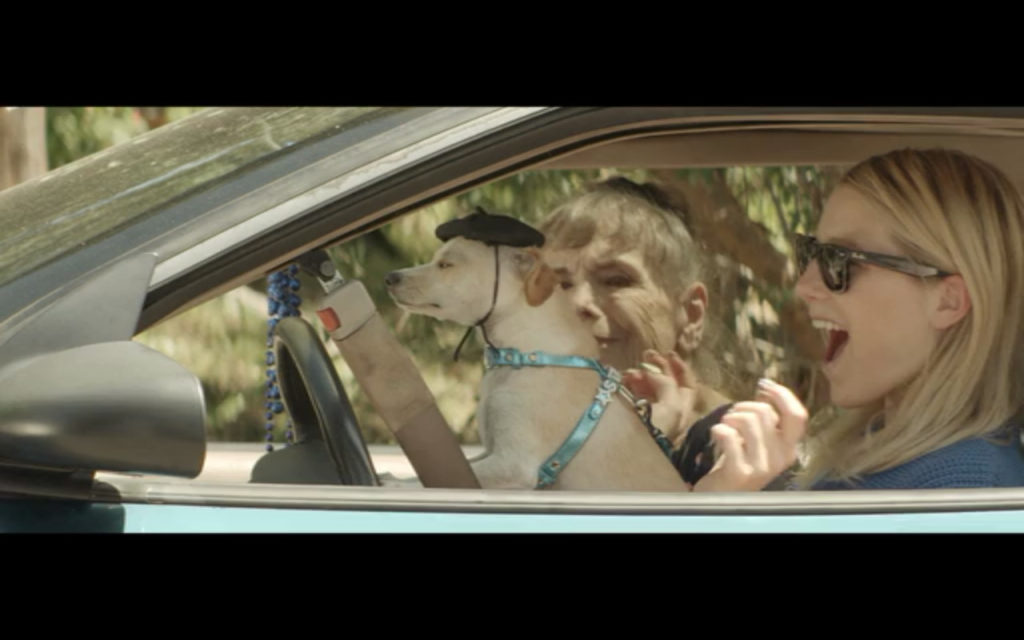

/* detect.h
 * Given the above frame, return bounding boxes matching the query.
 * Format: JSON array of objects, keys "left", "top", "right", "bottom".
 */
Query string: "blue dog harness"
[{"left": 484, "top": 346, "right": 675, "bottom": 489}]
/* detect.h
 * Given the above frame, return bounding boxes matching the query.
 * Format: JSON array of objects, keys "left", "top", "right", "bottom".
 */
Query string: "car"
[{"left": 2, "top": 106, "right": 1024, "bottom": 533}]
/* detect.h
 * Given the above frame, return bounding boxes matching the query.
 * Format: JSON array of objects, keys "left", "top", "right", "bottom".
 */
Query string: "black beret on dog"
[{"left": 435, "top": 206, "right": 545, "bottom": 248}]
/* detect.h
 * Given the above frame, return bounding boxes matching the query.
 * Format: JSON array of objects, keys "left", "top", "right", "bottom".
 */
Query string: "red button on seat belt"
[{"left": 316, "top": 308, "right": 341, "bottom": 332}]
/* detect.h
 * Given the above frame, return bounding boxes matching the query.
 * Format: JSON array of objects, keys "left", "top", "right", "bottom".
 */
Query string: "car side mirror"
[{"left": 0, "top": 341, "right": 206, "bottom": 477}]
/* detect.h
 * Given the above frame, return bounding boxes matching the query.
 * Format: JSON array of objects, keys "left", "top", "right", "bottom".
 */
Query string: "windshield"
[{"left": 0, "top": 107, "right": 399, "bottom": 288}]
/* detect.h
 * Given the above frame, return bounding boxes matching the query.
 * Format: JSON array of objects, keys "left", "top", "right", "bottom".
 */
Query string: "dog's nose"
[{"left": 385, "top": 271, "right": 402, "bottom": 286}]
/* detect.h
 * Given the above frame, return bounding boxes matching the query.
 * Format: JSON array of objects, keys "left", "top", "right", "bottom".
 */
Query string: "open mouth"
[{"left": 813, "top": 319, "right": 849, "bottom": 364}]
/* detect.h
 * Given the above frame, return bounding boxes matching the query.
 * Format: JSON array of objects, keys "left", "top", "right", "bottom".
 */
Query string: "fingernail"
[{"left": 757, "top": 378, "right": 773, "bottom": 390}]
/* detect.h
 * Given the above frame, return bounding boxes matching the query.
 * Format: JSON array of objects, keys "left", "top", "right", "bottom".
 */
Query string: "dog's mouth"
[
  {"left": 387, "top": 289, "right": 441, "bottom": 311},
  {"left": 395, "top": 299, "right": 442, "bottom": 311}
]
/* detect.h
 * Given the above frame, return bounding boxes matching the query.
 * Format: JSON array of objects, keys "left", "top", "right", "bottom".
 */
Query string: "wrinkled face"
[
  {"left": 386, "top": 238, "right": 502, "bottom": 325},
  {"left": 545, "top": 239, "right": 677, "bottom": 370},
  {"left": 795, "top": 185, "right": 940, "bottom": 408}
]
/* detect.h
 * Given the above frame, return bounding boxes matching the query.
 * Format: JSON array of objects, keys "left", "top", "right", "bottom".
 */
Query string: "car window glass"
[{"left": 136, "top": 164, "right": 847, "bottom": 485}]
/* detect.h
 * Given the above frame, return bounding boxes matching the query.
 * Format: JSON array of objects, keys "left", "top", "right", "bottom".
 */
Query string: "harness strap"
[
  {"left": 485, "top": 347, "right": 607, "bottom": 372},
  {"left": 537, "top": 373, "right": 620, "bottom": 489},
  {"left": 622, "top": 391, "right": 677, "bottom": 459},
  {"left": 484, "top": 346, "right": 673, "bottom": 489}
]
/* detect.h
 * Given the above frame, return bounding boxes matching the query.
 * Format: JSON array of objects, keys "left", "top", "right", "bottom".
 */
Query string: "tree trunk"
[
  {"left": 651, "top": 169, "right": 825, "bottom": 390},
  {"left": 0, "top": 107, "right": 47, "bottom": 191}
]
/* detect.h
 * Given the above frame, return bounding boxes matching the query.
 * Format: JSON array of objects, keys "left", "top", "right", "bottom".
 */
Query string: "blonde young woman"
[{"left": 631, "top": 148, "right": 1024, "bottom": 491}]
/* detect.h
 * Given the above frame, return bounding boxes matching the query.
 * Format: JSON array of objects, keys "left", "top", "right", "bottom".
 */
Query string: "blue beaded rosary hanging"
[{"left": 264, "top": 264, "right": 302, "bottom": 452}]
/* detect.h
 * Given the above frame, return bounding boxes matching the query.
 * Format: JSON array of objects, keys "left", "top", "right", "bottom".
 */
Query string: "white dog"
[{"left": 386, "top": 236, "right": 688, "bottom": 492}]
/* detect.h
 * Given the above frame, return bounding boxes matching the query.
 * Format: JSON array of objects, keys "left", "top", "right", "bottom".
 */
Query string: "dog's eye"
[
  {"left": 438, "top": 261, "right": 453, "bottom": 269},
  {"left": 559, "top": 280, "right": 573, "bottom": 291}
]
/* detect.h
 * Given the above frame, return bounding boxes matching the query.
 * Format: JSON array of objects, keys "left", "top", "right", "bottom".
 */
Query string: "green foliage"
[
  {"left": 700, "top": 165, "right": 844, "bottom": 410},
  {"left": 47, "top": 108, "right": 145, "bottom": 169},
  {"left": 45, "top": 107, "right": 205, "bottom": 169},
  {"left": 137, "top": 287, "right": 269, "bottom": 441}
]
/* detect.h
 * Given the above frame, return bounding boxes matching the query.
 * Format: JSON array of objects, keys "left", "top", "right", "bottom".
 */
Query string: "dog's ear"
[{"left": 521, "top": 248, "right": 557, "bottom": 307}]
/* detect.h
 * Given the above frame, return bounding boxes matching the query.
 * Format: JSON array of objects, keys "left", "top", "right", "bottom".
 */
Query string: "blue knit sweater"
[{"left": 810, "top": 428, "right": 1024, "bottom": 490}]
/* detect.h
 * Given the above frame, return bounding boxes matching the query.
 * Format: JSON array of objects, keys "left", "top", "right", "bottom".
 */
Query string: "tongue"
[{"left": 825, "top": 330, "right": 849, "bottom": 363}]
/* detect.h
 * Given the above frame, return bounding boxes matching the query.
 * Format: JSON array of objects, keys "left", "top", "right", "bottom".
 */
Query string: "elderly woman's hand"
[
  {"left": 692, "top": 378, "right": 807, "bottom": 492},
  {"left": 623, "top": 350, "right": 698, "bottom": 446}
]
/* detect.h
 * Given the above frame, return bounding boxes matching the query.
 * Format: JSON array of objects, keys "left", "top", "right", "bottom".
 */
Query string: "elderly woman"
[{"left": 539, "top": 177, "right": 732, "bottom": 447}]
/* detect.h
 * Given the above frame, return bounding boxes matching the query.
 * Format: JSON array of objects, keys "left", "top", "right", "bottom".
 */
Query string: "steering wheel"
[{"left": 250, "top": 316, "right": 378, "bottom": 486}]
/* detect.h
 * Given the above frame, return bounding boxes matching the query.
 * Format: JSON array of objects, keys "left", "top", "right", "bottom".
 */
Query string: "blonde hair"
[{"left": 798, "top": 148, "right": 1024, "bottom": 486}]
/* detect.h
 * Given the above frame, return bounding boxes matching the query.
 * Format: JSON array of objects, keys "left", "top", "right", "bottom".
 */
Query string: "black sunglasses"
[{"left": 794, "top": 233, "right": 953, "bottom": 293}]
